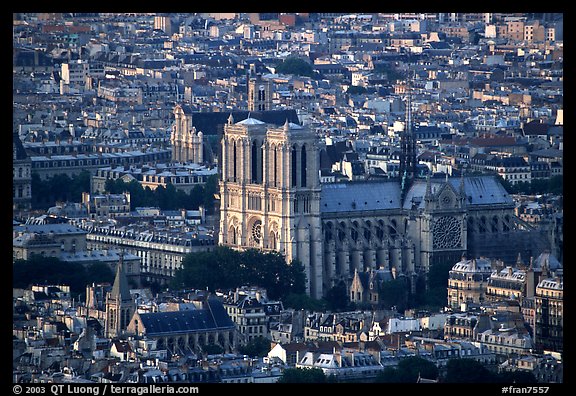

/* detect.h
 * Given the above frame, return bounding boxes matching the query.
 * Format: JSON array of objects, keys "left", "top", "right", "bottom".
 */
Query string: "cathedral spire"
[
  {"left": 399, "top": 75, "right": 417, "bottom": 202},
  {"left": 425, "top": 171, "right": 432, "bottom": 199},
  {"left": 110, "top": 251, "right": 131, "bottom": 302}
]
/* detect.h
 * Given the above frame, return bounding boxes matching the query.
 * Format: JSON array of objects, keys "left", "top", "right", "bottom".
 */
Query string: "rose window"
[
  {"left": 251, "top": 220, "right": 262, "bottom": 245},
  {"left": 432, "top": 216, "right": 462, "bottom": 249}
]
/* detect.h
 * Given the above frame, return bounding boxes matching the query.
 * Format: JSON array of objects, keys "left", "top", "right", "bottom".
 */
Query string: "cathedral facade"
[
  {"left": 170, "top": 104, "right": 204, "bottom": 164},
  {"left": 218, "top": 113, "right": 551, "bottom": 300}
]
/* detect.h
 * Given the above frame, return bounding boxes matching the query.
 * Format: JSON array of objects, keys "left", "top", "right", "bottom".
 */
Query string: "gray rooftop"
[
  {"left": 138, "top": 298, "right": 235, "bottom": 336},
  {"left": 13, "top": 223, "right": 88, "bottom": 235},
  {"left": 321, "top": 181, "right": 402, "bottom": 213},
  {"left": 321, "top": 175, "right": 513, "bottom": 214}
]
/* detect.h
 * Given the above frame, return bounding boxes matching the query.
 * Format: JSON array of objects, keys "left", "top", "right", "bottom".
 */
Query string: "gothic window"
[
  {"left": 261, "top": 145, "right": 264, "bottom": 184},
  {"left": 441, "top": 192, "right": 453, "bottom": 208},
  {"left": 503, "top": 215, "right": 510, "bottom": 232},
  {"left": 491, "top": 216, "right": 499, "bottom": 233},
  {"left": 432, "top": 216, "right": 462, "bottom": 249},
  {"left": 291, "top": 145, "right": 297, "bottom": 187},
  {"left": 251, "top": 220, "right": 262, "bottom": 246},
  {"left": 233, "top": 141, "right": 237, "bottom": 182},
  {"left": 301, "top": 145, "right": 307, "bottom": 187},
  {"left": 467, "top": 216, "right": 475, "bottom": 235},
  {"left": 351, "top": 228, "right": 358, "bottom": 242},
  {"left": 364, "top": 227, "right": 371, "bottom": 241},
  {"left": 269, "top": 231, "right": 277, "bottom": 250},
  {"left": 479, "top": 216, "right": 487, "bottom": 233},
  {"left": 338, "top": 222, "right": 347, "bottom": 242},
  {"left": 376, "top": 220, "right": 385, "bottom": 239},
  {"left": 273, "top": 146, "right": 278, "bottom": 186},
  {"left": 252, "top": 140, "right": 258, "bottom": 183},
  {"left": 229, "top": 226, "right": 237, "bottom": 245}
]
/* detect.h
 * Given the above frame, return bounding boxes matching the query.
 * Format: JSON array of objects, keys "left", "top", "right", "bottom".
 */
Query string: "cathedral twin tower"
[
  {"left": 193, "top": 76, "right": 543, "bottom": 301},
  {"left": 218, "top": 115, "right": 325, "bottom": 298}
]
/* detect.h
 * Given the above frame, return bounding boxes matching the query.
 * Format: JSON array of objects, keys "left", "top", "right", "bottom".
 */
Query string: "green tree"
[
  {"left": 172, "top": 247, "right": 236, "bottom": 291},
  {"left": 378, "top": 278, "right": 409, "bottom": 311},
  {"left": 324, "top": 281, "right": 350, "bottom": 311},
  {"left": 498, "top": 370, "right": 538, "bottom": 383},
  {"left": 13, "top": 256, "right": 113, "bottom": 298},
  {"left": 374, "top": 366, "right": 403, "bottom": 383},
  {"left": 203, "top": 343, "right": 224, "bottom": 355},
  {"left": 202, "top": 174, "right": 219, "bottom": 214},
  {"left": 172, "top": 247, "right": 306, "bottom": 301},
  {"left": 277, "top": 367, "right": 327, "bottom": 383},
  {"left": 347, "top": 85, "right": 367, "bottom": 95},
  {"left": 283, "top": 292, "right": 326, "bottom": 311},
  {"left": 238, "top": 336, "right": 271, "bottom": 358},
  {"left": 31, "top": 171, "right": 91, "bottom": 210},
  {"left": 444, "top": 358, "right": 499, "bottom": 383},
  {"left": 414, "top": 258, "right": 454, "bottom": 310},
  {"left": 275, "top": 56, "right": 315, "bottom": 77},
  {"left": 374, "top": 356, "right": 438, "bottom": 383}
]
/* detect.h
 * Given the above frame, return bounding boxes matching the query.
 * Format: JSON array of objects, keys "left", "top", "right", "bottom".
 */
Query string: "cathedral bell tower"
[
  {"left": 171, "top": 104, "right": 204, "bottom": 164},
  {"left": 105, "top": 253, "right": 135, "bottom": 339},
  {"left": 219, "top": 115, "right": 324, "bottom": 298}
]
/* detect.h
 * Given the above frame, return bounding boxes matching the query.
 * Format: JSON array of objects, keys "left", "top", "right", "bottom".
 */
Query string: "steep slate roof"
[
  {"left": 454, "top": 175, "right": 514, "bottom": 206},
  {"left": 183, "top": 109, "right": 300, "bottom": 136},
  {"left": 321, "top": 180, "right": 402, "bottom": 213},
  {"left": 138, "top": 298, "right": 234, "bottom": 336},
  {"left": 13, "top": 132, "right": 28, "bottom": 160},
  {"left": 110, "top": 259, "right": 132, "bottom": 302},
  {"left": 402, "top": 175, "right": 514, "bottom": 209}
]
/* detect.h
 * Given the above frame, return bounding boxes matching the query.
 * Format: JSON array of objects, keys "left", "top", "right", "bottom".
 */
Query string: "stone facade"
[
  {"left": 218, "top": 114, "right": 552, "bottom": 299},
  {"left": 171, "top": 104, "right": 204, "bottom": 164}
]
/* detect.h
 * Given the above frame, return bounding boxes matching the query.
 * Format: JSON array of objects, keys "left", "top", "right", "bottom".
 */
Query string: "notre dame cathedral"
[{"left": 216, "top": 79, "right": 552, "bottom": 300}]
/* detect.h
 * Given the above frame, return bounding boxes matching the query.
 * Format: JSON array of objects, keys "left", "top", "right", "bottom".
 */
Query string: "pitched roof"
[
  {"left": 13, "top": 132, "right": 28, "bottom": 160},
  {"left": 110, "top": 258, "right": 132, "bottom": 302},
  {"left": 321, "top": 180, "right": 402, "bottom": 213},
  {"left": 183, "top": 109, "right": 300, "bottom": 136},
  {"left": 138, "top": 298, "right": 234, "bottom": 336}
]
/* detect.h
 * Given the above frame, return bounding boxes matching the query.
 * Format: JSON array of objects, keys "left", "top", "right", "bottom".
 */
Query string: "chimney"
[{"left": 333, "top": 347, "right": 342, "bottom": 367}]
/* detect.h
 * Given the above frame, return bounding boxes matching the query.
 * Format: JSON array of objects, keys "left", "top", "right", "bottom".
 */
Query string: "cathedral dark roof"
[
  {"left": 321, "top": 175, "right": 513, "bottom": 214},
  {"left": 401, "top": 175, "right": 514, "bottom": 209},
  {"left": 321, "top": 180, "right": 402, "bottom": 213},
  {"left": 13, "top": 132, "right": 28, "bottom": 161},
  {"left": 183, "top": 109, "right": 300, "bottom": 136},
  {"left": 454, "top": 175, "right": 514, "bottom": 206},
  {"left": 138, "top": 298, "right": 234, "bottom": 336}
]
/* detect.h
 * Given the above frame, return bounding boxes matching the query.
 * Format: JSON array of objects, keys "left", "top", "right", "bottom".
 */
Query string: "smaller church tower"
[
  {"left": 247, "top": 74, "right": 272, "bottom": 112},
  {"left": 105, "top": 253, "right": 135, "bottom": 339},
  {"left": 171, "top": 104, "right": 204, "bottom": 164}
]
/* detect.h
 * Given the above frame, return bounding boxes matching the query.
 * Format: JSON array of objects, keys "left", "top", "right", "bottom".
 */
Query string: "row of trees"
[
  {"left": 104, "top": 174, "right": 218, "bottom": 213},
  {"left": 13, "top": 255, "right": 115, "bottom": 297},
  {"left": 171, "top": 247, "right": 306, "bottom": 301},
  {"left": 31, "top": 170, "right": 219, "bottom": 214},
  {"left": 31, "top": 171, "right": 91, "bottom": 210},
  {"left": 278, "top": 357, "right": 537, "bottom": 383},
  {"left": 499, "top": 174, "right": 563, "bottom": 195}
]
